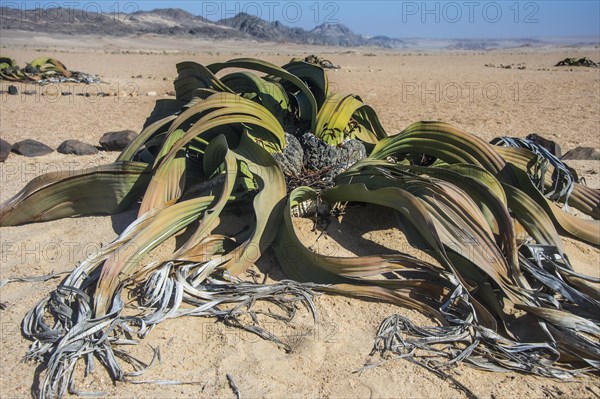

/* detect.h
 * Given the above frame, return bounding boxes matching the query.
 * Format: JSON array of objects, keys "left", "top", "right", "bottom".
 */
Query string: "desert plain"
[{"left": 0, "top": 31, "right": 599, "bottom": 398}]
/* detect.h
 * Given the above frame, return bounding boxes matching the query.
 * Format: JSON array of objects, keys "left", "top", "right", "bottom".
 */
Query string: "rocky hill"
[
  {"left": 0, "top": 7, "right": 244, "bottom": 38},
  {"left": 0, "top": 7, "right": 397, "bottom": 47},
  {"left": 1, "top": 7, "right": 591, "bottom": 50}
]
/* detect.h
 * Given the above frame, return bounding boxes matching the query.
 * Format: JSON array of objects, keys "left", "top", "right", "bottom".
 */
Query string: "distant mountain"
[
  {"left": 0, "top": 7, "right": 244, "bottom": 38},
  {"left": 308, "top": 23, "right": 367, "bottom": 46},
  {"left": 129, "top": 8, "right": 210, "bottom": 27},
  {"left": 0, "top": 7, "right": 399, "bottom": 47},
  {"left": 127, "top": 8, "right": 246, "bottom": 38},
  {"left": 365, "top": 35, "right": 405, "bottom": 49},
  {"left": 217, "top": 12, "right": 308, "bottom": 42},
  {"left": 1, "top": 7, "right": 592, "bottom": 49},
  {"left": 444, "top": 38, "right": 544, "bottom": 51},
  {"left": 217, "top": 13, "right": 371, "bottom": 46},
  {"left": 0, "top": 6, "right": 134, "bottom": 35}
]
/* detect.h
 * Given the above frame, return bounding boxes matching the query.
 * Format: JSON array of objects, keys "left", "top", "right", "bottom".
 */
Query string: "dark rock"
[
  {"left": 11, "top": 139, "right": 53, "bottom": 157},
  {"left": 57, "top": 139, "right": 99, "bottom": 155},
  {"left": 562, "top": 147, "right": 600, "bottom": 161},
  {"left": 526, "top": 133, "right": 562, "bottom": 157},
  {"left": 272, "top": 133, "right": 303, "bottom": 175},
  {"left": 8, "top": 85, "right": 18, "bottom": 95},
  {"left": 0, "top": 138, "right": 11, "bottom": 162},
  {"left": 99, "top": 130, "right": 137, "bottom": 151},
  {"left": 61, "top": 91, "right": 72, "bottom": 96}
]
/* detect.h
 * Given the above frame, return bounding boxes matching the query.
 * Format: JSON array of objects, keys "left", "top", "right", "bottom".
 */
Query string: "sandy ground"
[{"left": 0, "top": 33, "right": 599, "bottom": 398}]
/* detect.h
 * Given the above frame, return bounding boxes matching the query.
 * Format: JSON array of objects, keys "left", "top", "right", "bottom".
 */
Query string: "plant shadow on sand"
[
  {"left": 110, "top": 207, "right": 139, "bottom": 234},
  {"left": 312, "top": 203, "right": 402, "bottom": 257}
]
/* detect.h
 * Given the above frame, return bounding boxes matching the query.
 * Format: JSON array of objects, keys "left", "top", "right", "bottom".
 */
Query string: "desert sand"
[{"left": 0, "top": 32, "right": 599, "bottom": 398}]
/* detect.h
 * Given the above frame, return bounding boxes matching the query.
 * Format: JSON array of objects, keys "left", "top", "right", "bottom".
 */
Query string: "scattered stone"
[
  {"left": 291, "top": 54, "right": 340, "bottom": 69},
  {"left": 163, "top": 77, "right": 170, "bottom": 81},
  {"left": 562, "top": 147, "right": 600, "bottom": 161},
  {"left": 485, "top": 63, "right": 526, "bottom": 70},
  {"left": 165, "top": 90, "right": 176, "bottom": 96},
  {"left": 132, "top": 74, "right": 143, "bottom": 78},
  {"left": 146, "top": 91, "right": 157, "bottom": 96},
  {"left": 555, "top": 57, "right": 598, "bottom": 68},
  {"left": 272, "top": 133, "right": 303, "bottom": 175},
  {"left": 99, "top": 130, "right": 137, "bottom": 151},
  {"left": 61, "top": 91, "right": 72, "bottom": 96},
  {"left": 11, "top": 139, "right": 53, "bottom": 157},
  {"left": 57, "top": 139, "right": 99, "bottom": 155},
  {"left": 526, "top": 133, "right": 562, "bottom": 157},
  {"left": 7, "top": 85, "right": 18, "bottom": 95},
  {"left": 23, "top": 90, "right": 36, "bottom": 95},
  {"left": 0, "top": 138, "right": 11, "bottom": 162}
]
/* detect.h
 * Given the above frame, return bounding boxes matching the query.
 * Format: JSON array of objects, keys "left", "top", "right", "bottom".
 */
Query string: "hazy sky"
[{"left": 12, "top": 1, "right": 600, "bottom": 38}]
